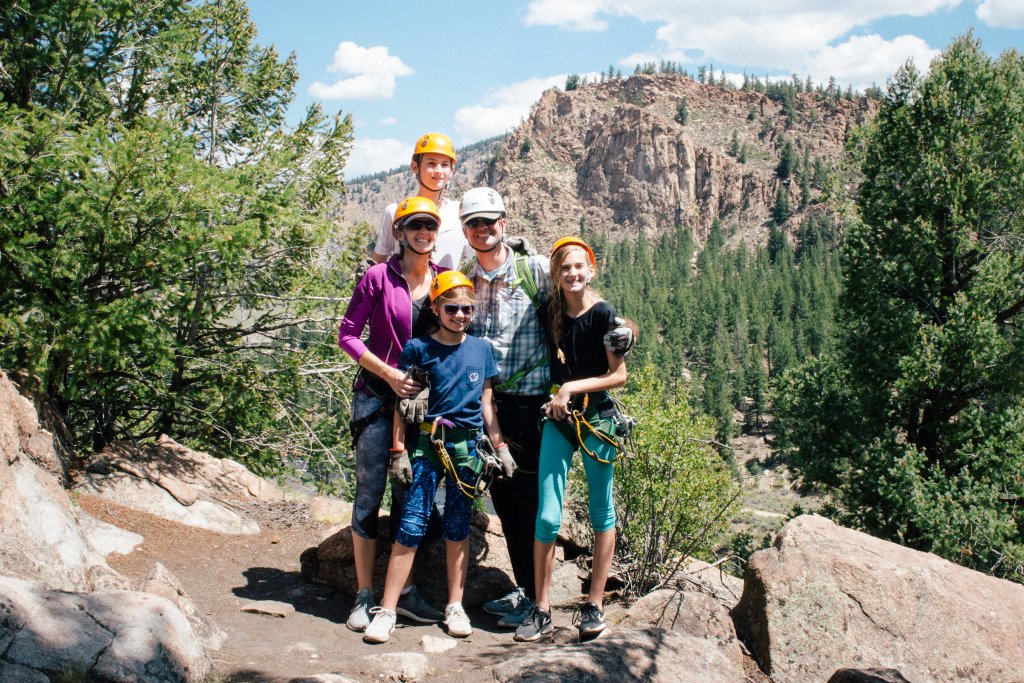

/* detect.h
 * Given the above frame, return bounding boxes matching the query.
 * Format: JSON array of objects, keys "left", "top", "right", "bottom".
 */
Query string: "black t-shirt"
[
  {"left": 546, "top": 300, "right": 617, "bottom": 386},
  {"left": 410, "top": 294, "right": 436, "bottom": 338}
]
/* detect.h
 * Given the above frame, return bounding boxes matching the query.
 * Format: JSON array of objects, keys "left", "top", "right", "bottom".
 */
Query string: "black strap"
[{"left": 349, "top": 395, "right": 394, "bottom": 448}]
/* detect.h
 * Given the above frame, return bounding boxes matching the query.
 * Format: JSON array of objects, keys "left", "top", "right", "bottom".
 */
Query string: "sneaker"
[
  {"left": 496, "top": 597, "right": 535, "bottom": 628},
  {"left": 346, "top": 588, "right": 375, "bottom": 632},
  {"left": 574, "top": 601, "right": 606, "bottom": 639},
  {"left": 396, "top": 585, "right": 443, "bottom": 623},
  {"left": 483, "top": 586, "right": 526, "bottom": 616},
  {"left": 512, "top": 604, "right": 553, "bottom": 642},
  {"left": 444, "top": 603, "right": 473, "bottom": 638},
  {"left": 363, "top": 607, "right": 396, "bottom": 643}
]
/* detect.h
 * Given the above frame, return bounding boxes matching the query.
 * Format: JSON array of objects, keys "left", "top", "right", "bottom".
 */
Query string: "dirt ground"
[{"left": 80, "top": 494, "right": 600, "bottom": 682}]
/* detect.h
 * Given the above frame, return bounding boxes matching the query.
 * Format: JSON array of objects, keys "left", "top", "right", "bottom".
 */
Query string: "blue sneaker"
[
  {"left": 497, "top": 597, "right": 535, "bottom": 628},
  {"left": 483, "top": 586, "right": 526, "bottom": 616},
  {"left": 396, "top": 585, "right": 443, "bottom": 623}
]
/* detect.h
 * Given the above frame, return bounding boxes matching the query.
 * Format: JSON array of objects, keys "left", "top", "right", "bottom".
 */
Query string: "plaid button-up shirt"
[{"left": 466, "top": 252, "right": 551, "bottom": 396}]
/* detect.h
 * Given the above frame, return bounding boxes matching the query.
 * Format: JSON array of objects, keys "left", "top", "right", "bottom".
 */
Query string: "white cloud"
[
  {"left": 309, "top": 41, "right": 413, "bottom": 101},
  {"left": 345, "top": 138, "right": 410, "bottom": 178},
  {"left": 977, "top": 0, "right": 1024, "bottom": 28},
  {"left": 802, "top": 34, "right": 939, "bottom": 91},
  {"left": 453, "top": 74, "right": 570, "bottom": 140},
  {"left": 378, "top": 117, "right": 398, "bottom": 125},
  {"left": 525, "top": 1, "right": 959, "bottom": 80}
]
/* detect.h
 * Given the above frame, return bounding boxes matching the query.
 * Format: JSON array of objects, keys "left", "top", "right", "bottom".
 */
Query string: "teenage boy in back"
[{"left": 370, "top": 132, "right": 468, "bottom": 270}]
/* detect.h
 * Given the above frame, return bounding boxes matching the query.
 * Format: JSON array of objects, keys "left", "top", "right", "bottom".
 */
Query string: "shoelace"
[{"left": 573, "top": 603, "right": 602, "bottom": 626}]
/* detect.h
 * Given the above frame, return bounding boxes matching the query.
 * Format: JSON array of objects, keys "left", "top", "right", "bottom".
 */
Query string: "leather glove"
[
  {"left": 352, "top": 257, "right": 376, "bottom": 283},
  {"left": 389, "top": 449, "right": 413, "bottom": 486},
  {"left": 603, "top": 316, "right": 635, "bottom": 357},
  {"left": 397, "top": 367, "right": 429, "bottom": 423},
  {"left": 505, "top": 235, "right": 536, "bottom": 256},
  {"left": 495, "top": 443, "right": 517, "bottom": 479}
]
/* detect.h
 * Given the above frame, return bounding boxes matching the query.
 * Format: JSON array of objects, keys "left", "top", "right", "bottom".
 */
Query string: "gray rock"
[
  {"left": 364, "top": 651, "right": 429, "bottom": 681},
  {"left": 733, "top": 514, "right": 1024, "bottom": 683},
  {"left": 240, "top": 599, "right": 296, "bottom": 618},
  {"left": 547, "top": 558, "right": 584, "bottom": 607},
  {"left": 618, "top": 589, "right": 742, "bottom": 666},
  {"left": 492, "top": 628, "right": 745, "bottom": 682},
  {"left": 76, "top": 509, "right": 145, "bottom": 557},
  {"left": 0, "top": 574, "right": 211, "bottom": 682},
  {"left": 672, "top": 557, "right": 744, "bottom": 607},
  {"left": 309, "top": 495, "right": 352, "bottom": 524},
  {"left": 140, "top": 563, "right": 227, "bottom": 651}
]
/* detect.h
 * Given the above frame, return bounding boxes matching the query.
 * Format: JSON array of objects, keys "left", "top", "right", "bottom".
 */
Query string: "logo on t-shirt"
[{"left": 468, "top": 371, "right": 480, "bottom": 384}]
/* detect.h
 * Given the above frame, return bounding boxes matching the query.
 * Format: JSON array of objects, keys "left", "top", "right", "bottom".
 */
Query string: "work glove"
[
  {"left": 505, "top": 235, "right": 536, "bottom": 256},
  {"left": 495, "top": 443, "right": 517, "bottom": 479},
  {"left": 603, "top": 316, "right": 635, "bottom": 357},
  {"left": 352, "top": 257, "right": 376, "bottom": 283},
  {"left": 389, "top": 449, "right": 413, "bottom": 486},
  {"left": 397, "top": 367, "right": 429, "bottom": 423}
]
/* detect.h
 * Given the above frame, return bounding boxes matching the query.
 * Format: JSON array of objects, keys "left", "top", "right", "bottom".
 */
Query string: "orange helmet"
[
  {"left": 550, "top": 236, "right": 596, "bottom": 268},
  {"left": 413, "top": 132, "right": 456, "bottom": 165},
  {"left": 392, "top": 196, "right": 441, "bottom": 231},
  {"left": 429, "top": 271, "right": 475, "bottom": 302}
]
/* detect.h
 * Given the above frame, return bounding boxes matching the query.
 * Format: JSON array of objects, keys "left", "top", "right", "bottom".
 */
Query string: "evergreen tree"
[
  {"left": 772, "top": 187, "right": 792, "bottom": 225},
  {"left": 774, "top": 35, "right": 1024, "bottom": 579},
  {"left": 675, "top": 97, "right": 689, "bottom": 125},
  {"left": 776, "top": 140, "right": 797, "bottom": 179}
]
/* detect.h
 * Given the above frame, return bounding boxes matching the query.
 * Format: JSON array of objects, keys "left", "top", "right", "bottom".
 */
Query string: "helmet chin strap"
[{"left": 416, "top": 167, "right": 449, "bottom": 204}]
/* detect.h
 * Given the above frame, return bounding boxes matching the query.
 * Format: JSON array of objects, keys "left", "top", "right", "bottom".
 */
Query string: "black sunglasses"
[
  {"left": 464, "top": 217, "right": 499, "bottom": 228},
  {"left": 404, "top": 219, "right": 438, "bottom": 232},
  {"left": 441, "top": 303, "right": 475, "bottom": 316}
]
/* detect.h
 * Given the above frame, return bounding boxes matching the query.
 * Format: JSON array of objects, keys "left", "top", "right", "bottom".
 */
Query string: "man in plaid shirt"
[{"left": 456, "top": 187, "right": 634, "bottom": 628}]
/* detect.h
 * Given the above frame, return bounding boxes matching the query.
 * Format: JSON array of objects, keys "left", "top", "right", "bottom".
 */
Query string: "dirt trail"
[{"left": 81, "top": 495, "right": 590, "bottom": 682}]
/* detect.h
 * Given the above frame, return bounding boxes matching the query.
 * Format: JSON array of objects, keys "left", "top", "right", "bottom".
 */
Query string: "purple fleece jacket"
[{"left": 338, "top": 255, "right": 446, "bottom": 391}]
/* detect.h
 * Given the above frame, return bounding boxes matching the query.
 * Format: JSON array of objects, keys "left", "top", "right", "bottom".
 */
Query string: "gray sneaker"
[
  {"left": 513, "top": 604, "right": 553, "bottom": 642},
  {"left": 346, "top": 588, "right": 375, "bottom": 632},
  {"left": 574, "top": 601, "right": 606, "bottom": 639},
  {"left": 483, "top": 586, "right": 526, "bottom": 616},
  {"left": 496, "top": 597, "right": 535, "bottom": 628},
  {"left": 396, "top": 585, "right": 443, "bottom": 623}
]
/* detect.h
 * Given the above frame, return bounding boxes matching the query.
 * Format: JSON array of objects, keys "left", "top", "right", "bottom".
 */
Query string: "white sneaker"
[
  {"left": 346, "top": 588, "right": 375, "bottom": 632},
  {"left": 444, "top": 603, "right": 473, "bottom": 638},
  {"left": 363, "top": 607, "right": 397, "bottom": 643}
]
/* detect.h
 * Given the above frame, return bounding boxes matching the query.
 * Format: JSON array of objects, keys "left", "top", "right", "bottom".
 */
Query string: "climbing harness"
[
  {"left": 558, "top": 392, "right": 637, "bottom": 464},
  {"left": 424, "top": 418, "right": 500, "bottom": 500},
  {"left": 348, "top": 369, "right": 395, "bottom": 448}
]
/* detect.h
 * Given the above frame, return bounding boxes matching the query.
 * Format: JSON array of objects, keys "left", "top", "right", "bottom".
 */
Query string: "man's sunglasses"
[
  {"left": 403, "top": 219, "right": 438, "bottom": 232},
  {"left": 441, "top": 303, "right": 475, "bottom": 316},
  {"left": 464, "top": 217, "right": 499, "bottom": 229}
]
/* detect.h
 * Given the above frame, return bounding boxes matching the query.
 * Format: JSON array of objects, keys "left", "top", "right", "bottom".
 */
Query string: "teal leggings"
[{"left": 534, "top": 419, "right": 617, "bottom": 544}]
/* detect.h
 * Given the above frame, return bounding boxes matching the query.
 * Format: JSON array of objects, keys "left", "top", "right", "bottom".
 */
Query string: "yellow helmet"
[
  {"left": 413, "top": 132, "right": 456, "bottom": 165},
  {"left": 551, "top": 236, "right": 597, "bottom": 268},
  {"left": 429, "top": 271, "right": 475, "bottom": 302},
  {"left": 392, "top": 196, "right": 441, "bottom": 231}
]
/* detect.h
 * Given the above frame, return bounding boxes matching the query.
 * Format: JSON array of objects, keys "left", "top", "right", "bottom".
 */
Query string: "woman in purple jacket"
[{"left": 339, "top": 196, "right": 448, "bottom": 631}]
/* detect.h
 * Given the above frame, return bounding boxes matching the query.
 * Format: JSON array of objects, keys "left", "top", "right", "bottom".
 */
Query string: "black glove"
[
  {"left": 603, "top": 316, "right": 635, "bottom": 356},
  {"left": 389, "top": 449, "right": 413, "bottom": 486},
  {"left": 352, "top": 257, "right": 376, "bottom": 283},
  {"left": 505, "top": 235, "right": 536, "bottom": 256},
  {"left": 397, "top": 367, "right": 429, "bottom": 423}
]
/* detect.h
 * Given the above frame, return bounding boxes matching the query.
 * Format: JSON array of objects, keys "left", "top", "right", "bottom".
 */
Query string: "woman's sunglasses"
[
  {"left": 464, "top": 217, "right": 499, "bottom": 229},
  {"left": 441, "top": 303, "right": 475, "bottom": 316},
  {"left": 403, "top": 219, "right": 438, "bottom": 232}
]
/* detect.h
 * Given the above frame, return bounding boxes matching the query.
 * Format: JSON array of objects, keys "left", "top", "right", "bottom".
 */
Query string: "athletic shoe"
[
  {"left": 396, "top": 585, "right": 443, "bottom": 623},
  {"left": 483, "top": 586, "right": 526, "bottom": 616},
  {"left": 513, "top": 604, "right": 553, "bottom": 642},
  {"left": 363, "top": 607, "right": 396, "bottom": 643},
  {"left": 346, "top": 588, "right": 375, "bottom": 632},
  {"left": 574, "top": 601, "right": 606, "bottom": 639},
  {"left": 444, "top": 603, "right": 473, "bottom": 638},
  {"left": 496, "top": 597, "right": 535, "bottom": 628}
]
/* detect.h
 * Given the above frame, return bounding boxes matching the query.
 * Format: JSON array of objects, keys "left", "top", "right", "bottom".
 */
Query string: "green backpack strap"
[{"left": 512, "top": 254, "right": 540, "bottom": 309}]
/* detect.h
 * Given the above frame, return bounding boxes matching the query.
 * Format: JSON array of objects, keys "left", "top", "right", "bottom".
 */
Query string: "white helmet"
[{"left": 459, "top": 187, "right": 506, "bottom": 222}]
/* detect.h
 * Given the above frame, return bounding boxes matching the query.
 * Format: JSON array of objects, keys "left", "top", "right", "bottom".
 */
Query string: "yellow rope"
[{"left": 430, "top": 418, "right": 481, "bottom": 500}]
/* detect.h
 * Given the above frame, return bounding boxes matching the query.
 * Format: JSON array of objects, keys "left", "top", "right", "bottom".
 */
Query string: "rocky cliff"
[{"left": 341, "top": 74, "right": 875, "bottom": 250}]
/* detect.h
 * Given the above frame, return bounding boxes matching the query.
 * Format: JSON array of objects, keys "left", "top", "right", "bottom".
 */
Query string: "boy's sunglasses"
[
  {"left": 403, "top": 219, "right": 438, "bottom": 232},
  {"left": 442, "top": 303, "right": 475, "bottom": 316},
  {"left": 464, "top": 217, "right": 499, "bottom": 229}
]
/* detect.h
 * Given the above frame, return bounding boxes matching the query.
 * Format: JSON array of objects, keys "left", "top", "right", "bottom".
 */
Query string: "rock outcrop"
[
  {"left": 75, "top": 435, "right": 284, "bottom": 534},
  {"left": 732, "top": 514, "right": 1024, "bottom": 683}
]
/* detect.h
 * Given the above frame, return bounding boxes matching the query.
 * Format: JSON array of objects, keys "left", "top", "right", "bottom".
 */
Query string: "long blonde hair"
[{"left": 549, "top": 244, "right": 602, "bottom": 364}]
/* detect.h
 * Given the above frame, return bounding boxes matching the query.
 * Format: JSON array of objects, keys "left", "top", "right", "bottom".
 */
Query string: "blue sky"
[{"left": 246, "top": 0, "right": 1023, "bottom": 178}]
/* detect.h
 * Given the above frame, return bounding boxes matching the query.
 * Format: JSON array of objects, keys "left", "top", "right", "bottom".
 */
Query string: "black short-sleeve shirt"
[{"left": 547, "top": 300, "right": 617, "bottom": 386}]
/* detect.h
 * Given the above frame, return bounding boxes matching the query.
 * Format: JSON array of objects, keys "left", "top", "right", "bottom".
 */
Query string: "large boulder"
[
  {"left": 491, "top": 628, "right": 745, "bottom": 683},
  {"left": 733, "top": 514, "right": 1024, "bottom": 683},
  {"left": 0, "top": 574, "right": 212, "bottom": 682},
  {"left": 74, "top": 436, "right": 284, "bottom": 534},
  {"left": 302, "top": 511, "right": 516, "bottom": 609},
  {"left": 0, "top": 371, "right": 123, "bottom": 591}
]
